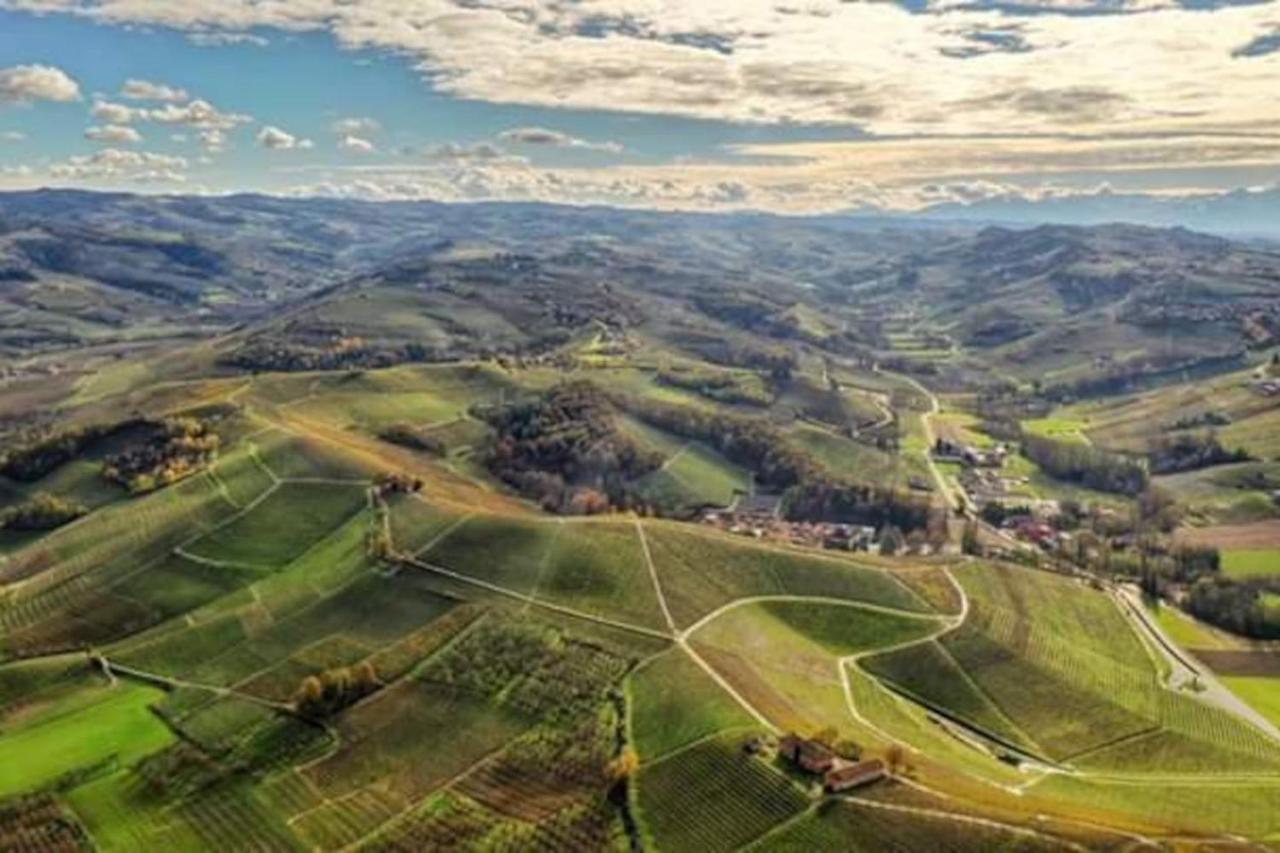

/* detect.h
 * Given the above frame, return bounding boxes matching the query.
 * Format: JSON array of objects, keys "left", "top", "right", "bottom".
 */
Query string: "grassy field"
[
  {"left": 183, "top": 482, "right": 367, "bottom": 568},
  {"left": 754, "top": 796, "right": 1069, "bottom": 852},
  {"left": 628, "top": 649, "right": 758, "bottom": 762},
  {"left": 1145, "top": 600, "right": 1241, "bottom": 650},
  {"left": 788, "top": 423, "right": 922, "bottom": 488},
  {"left": 643, "top": 521, "right": 931, "bottom": 629},
  {"left": 757, "top": 600, "right": 940, "bottom": 656},
  {"left": 0, "top": 682, "right": 172, "bottom": 798},
  {"left": 1021, "top": 416, "right": 1091, "bottom": 444},
  {"left": 637, "top": 441, "right": 750, "bottom": 509},
  {"left": 423, "top": 513, "right": 560, "bottom": 594},
  {"left": 386, "top": 492, "right": 467, "bottom": 554},
  {"left": 688, "top": 596, "right": 933, "bottom": 740},
  {"left": 863, "top": 562, "right": 1280, "bottom": 773},
  {"left": 1221, "top": 549, "right": 1280, "bottom": 578},
  {"left": 1223, "top": 677, "right": 1280, "bottom": 728},
  {"left": 536, "top": 520, "right": 668, "bottom": 630}
]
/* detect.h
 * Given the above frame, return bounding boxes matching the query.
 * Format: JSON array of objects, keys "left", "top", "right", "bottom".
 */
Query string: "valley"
[{"left": 2, "top": 192, "right": 1280, "bottom": 850}]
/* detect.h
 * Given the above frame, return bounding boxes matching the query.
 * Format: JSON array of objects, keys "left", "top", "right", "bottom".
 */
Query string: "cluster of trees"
[
  {"left": 654, "top": 368, "right": 771, "bottom": 407},
  {"left": 292, "top": 662, "right": 379, "bottom": 718},
  {"left": 1147, "top": 431, "right": 1250, "bottom": 475},
  {"left": 626, "top": 397, "right": 817, "bottom": 491},
  {"left": 1021, "top": 435, "right": 1148, "bottom": 496},
  {"left": 0, "top": 424, "right": 112, "bottom": 482},
  {"left": 378, "top": 423, "right": 446, "bottom": 456},
  {"left": 227, "top": 329, "right": 575, "bottom": 374},
  {"left": 102, "top": 417, "right": 220, "bottom": 494},
  {"left": 627, "top": 395, "right": 937, "bottom": 531},
  {"left": 674, "top": 333, "right": 796, "bottom": 380},
  {"left": 225, "top": 340, "right": 462, "bottom": 373},
  {"left": 0, "top": 492, "right": 88, "bottom": 531},
  {"left": 1185, "top": 577, "right": 1280, "bottom": 640},
  {"left": 373, "top": 471, "right": 424, "bottom": 495},
  {"left": 1042, "top": 350, "right": 1246, "bottom": 402},
  {"left": 784, "top": 481, "right": 938, "bottom": 535},
  {"left": 1128, "top": 541, "right": 1280, "bottom": 639},
  {"left": 482, "top": 382, "right": 663, "bottom": 513}
]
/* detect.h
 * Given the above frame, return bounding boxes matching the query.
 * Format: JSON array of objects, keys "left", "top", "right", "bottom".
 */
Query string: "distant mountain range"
[
  {"left": 2, "top": 189, "right": 1277, "bottom": 387},
  {"left": 910, "top": 187, "right": 1280, "bottom": 240}
]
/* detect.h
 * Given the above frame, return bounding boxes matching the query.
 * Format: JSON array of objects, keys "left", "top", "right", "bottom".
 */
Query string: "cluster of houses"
[
  {"left": 1250, "top": 376, "right": 1280, "bottom": 397},
  {"left": 1001, "top": 512, "right": 1073, "bottom": 551},
  {"left": 958, "top": 468, "right": 1029, "bottom": 505},
  {"left": 775, "top": 733, "right": 887, "bottom": 793},
  {"left": 699, "top": 506, "right": 882, "bottom": 553},
  {"left": 932, "top": 437, "right": 1008, "bottom": 469},
  {"left": 703, "top": 491, "right": 880, "bottom": 548}
]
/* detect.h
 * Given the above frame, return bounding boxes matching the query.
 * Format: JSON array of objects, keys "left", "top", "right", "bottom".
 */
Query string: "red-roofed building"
[
  {"left": 778, "top": 733, "right": 836, "bottom": 774},
  {"left": 823, "top": 759, "right": 887, "bottom": 792}
]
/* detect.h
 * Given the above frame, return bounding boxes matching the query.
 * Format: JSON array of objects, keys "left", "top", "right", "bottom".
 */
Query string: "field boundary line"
[
  {"left": 739, "top": 803, "right": 820, "bottom": 851},
  {"left": 248, "top": 441, "right": 283, "bottom": 485},
  {"left": 641, "top": 723, "right": 763, "bottom": 769},
  {"left": 634, "top": 520, "right": 678, "bottom": 634},
  {"left": 174, "top": 480, "right": 282, "bottom": 552},
  {"left": 931, "top": 638, "right": 1043, "bottom": 756},
  {"left": 678, "top": 641, "right": 778, "bottom": 733},
  {"left": 94, "top": 655, "right": 295, "bottom": 714},
  {"left": 523, "top": 519, "right": 565, "bottom": 615},
  {"left": 410, "top": 512, "right": 474, "bottom": 558},
  {"left": 172, "top": 547, "right": 270, "bottom": 574},
  {"left": 839, "top": 793, "right": 1091, "bottom": 852},
  {"left": 1057, "top": 725, "right": 1164, "bottom": 766},
  {"left": 680, "top": 594, "right": 948, "bottom": 642},
  {"left": 205, "top": 466, "right": 243, "bottom": 510},
  {"left": 401, "top": 555, "right": 674, "bottom": 642}
]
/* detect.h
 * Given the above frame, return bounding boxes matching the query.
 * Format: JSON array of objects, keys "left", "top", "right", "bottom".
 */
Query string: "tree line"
[{"left": 1021, "top": 435, "right": 1148, "bottom": 496}]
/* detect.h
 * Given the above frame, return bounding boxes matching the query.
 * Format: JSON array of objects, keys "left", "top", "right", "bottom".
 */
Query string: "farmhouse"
[
  {"left": 932, "top": 437, "right": 1007, "bottom": 469},
  {"left": 778, "top": 734, "right": 836, "bottom": 773},
  {"left": 823, "top": 759, "right": 887, "bottom": 793}
]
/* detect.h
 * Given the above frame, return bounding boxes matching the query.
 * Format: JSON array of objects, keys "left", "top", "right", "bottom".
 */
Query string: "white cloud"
[
  {"left": 338, "top": 134, "right": 375, "bottom": 154},
  {"left": 331, "top": 116, "right": 379, "bottom": 136},
  {"left": 423, "top": 141, "right": 509, "bottom": 162},
  {"left": 5, "top": 0, "right": 1280, "bottom": 210},
  {"left": 0, "top": 64, "right": 80, "bottom": 105},
  {"left": 85, "top": 123, "right": 143, "bottom": 143},
  {"left": 120, "top": 78, "right": 189, "bottom": 102},
  {"left": 7, "top": 0, "right": 1276, "bottom": 142},
  {"left": 90, "top": 99, "right": 140, "bottom": 124},
  {"left": 187, "top": 31, "right": 269, "bottom": 47},
  {"left": 48, "top": 147, "right": 188, "bottom": 183},
  {"left": 0, "top": 130, "right": 25, "bottom": 142},
  {"left": 90, "top": 96, "right": 250, "bottom": 131},
  {"left": 257, "top": 124, "right": 312, "bottom": 150},
  {"left": 147, "top": 98, "right": 250, "bottom": 130},
  {"left": 199, "top": 128, "right": 227, "bottom": 152},
  {"left": 498, "top": 127, "right": 623, "bottom": 154}
]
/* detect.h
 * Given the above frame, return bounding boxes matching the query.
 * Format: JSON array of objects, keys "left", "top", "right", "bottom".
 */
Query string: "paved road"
[{"left": 1115, "top": 585, "right": 1280, "bottom": 743}]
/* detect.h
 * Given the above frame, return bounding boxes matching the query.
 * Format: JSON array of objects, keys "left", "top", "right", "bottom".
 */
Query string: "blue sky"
[{"left": 0, "top": 0, "right": 1277, "bottom": 211}]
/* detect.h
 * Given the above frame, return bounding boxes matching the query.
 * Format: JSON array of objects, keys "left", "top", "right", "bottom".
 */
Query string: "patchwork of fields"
[{"left": 3, "top": 362, "right": 1280, "bottom": 851}]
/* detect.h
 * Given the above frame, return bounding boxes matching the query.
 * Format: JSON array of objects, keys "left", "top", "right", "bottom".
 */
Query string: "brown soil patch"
[
  {"left": 1176, "top": 520, "right": 1280, "bottom": 550},
  {"left": 1193, "top": 649, "right": 1280, "bottom": 677}
]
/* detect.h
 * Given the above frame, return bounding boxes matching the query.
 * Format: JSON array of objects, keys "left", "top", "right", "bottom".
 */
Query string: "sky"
[{"left": 0, "top": 0, "right": 1277, "bottom": 213}]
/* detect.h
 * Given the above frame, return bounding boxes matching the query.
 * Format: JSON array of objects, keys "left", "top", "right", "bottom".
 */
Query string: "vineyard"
[
  {"left": 633, "top": 735, "right": 809, "bottom": 851},
  {"left": 4, "top": 353, "right": 1280, "bottom": 850},
  {"left": 628, "top": 649, "right": 757, "bottom": 761},
  {"left": 642, "top": 521, "right": 932, "bottom": 629}
]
